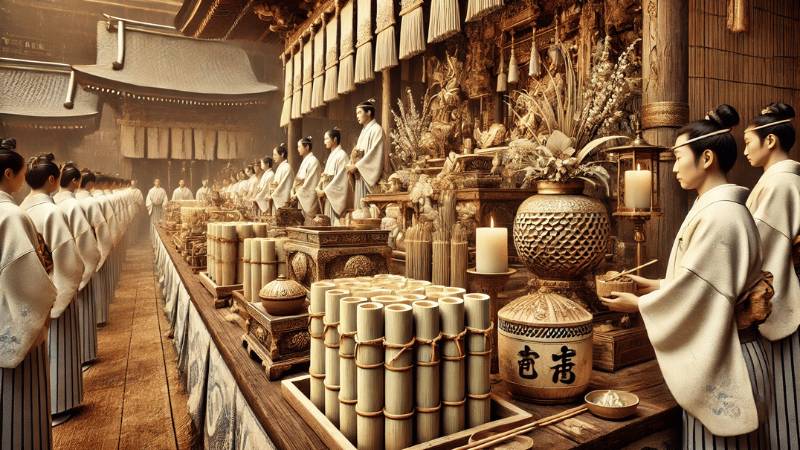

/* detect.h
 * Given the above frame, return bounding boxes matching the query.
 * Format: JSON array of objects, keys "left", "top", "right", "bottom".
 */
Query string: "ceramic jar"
[
  {"left": 497, "top": 292, "right": 593, "bottom": 404},
  {"left": 259, "top": 275, "right": 308, "bottom": 316}
]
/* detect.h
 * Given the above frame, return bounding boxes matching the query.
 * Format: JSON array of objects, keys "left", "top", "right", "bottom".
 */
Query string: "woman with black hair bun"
[
  {"left": 267, "top": 144, "right": 295, "bottom": 213},
  {"left": 54, "top": 163, "right": 102, "bottom": 366},
  {"left": 291, "top": 136, "right": 321, "bottom": 224},
  {"left": 317, "top": 128, "right": 350, "bottom": 225},
  {"left": 254, "top": 155, "right": 275, "bottom": 213},
  {"left": 744, "top": 102, "right": 800, "bottom": 450},
  {"left": 0, "top": 139, "right": 58, "bottom": 449},
  {"left": 602, "top": 105, "right": 772, "bottom": 448},
  {"left": 20, "top": 154, "right": 86, "bottom": 424}
]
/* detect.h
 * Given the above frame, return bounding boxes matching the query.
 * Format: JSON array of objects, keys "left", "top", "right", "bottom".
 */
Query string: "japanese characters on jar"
[{"left": 497, "top": 292, "right": 593, "bottom": 404}]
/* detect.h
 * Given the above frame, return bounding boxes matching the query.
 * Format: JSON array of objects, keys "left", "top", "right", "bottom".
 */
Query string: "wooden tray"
[
  {"left": 592, "top": 313, "right": 655, "bottom": 372},
  {"left": 198, "top": 271, "right": 243, "bottom": 308},
  {"left": 282, "top": 374, "right": 532, "bottom": 450}
]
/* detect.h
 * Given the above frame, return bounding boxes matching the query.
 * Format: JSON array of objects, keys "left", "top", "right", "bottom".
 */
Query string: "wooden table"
[{"left": 156, "top": 226, "right": 680, "bottom": 449}]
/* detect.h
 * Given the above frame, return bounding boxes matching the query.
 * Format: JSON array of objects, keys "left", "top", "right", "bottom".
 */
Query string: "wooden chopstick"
[{"left": 606, "top": 259, "right": 658, "bottom": 281}]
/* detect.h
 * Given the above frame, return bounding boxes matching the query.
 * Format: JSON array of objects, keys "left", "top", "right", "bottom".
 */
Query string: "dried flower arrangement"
[{"left": 390, "top": 88, "right": 433, "bottom": 170}]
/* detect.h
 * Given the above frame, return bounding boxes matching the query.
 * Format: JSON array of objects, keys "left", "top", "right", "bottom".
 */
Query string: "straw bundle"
[
  {"left": 280, "top": 53, "right": 293, "bottom": 127},
  {"left": 427, "top": 0, "right": 460, "bottom": 44},
  {"left": 236, "top": 223, "right": 255, "bottom": 284},
  {"left": 312, "top": 27, "right": 326, "bottom": 110},
  {"left": 384, "top": 304, "right": 414, "bottom": 450},
  {"left": 374, "top": 0, "right": 398, "bottom": 72},
  {"left": 324, "top": 12, "right": 340, "bottom": 103},
  {"left": 450, "top": 224, "right": 469, "bottom": 290},
  {"left": 399, "top": 0, "right": 425, "bottom": 60},
  {"left": 338, "top": 0, "right": 356, "bottom": 95},
  {"left": 356, "top": 302, "right": 384, "bottom": 450},
  {"left": 354, "top": 0, "right": 374, "bottom": 84},
  {"left": 405, "top": 223, "right": 432, "bottom": 281},
  {"left": 465, "top": 0, "right": 503, "bottom": 22},
  {"left": 291, "top": 49, "right": 303, "bottom": 119},
  {"left": 340, "top": 296, "right": 367, "bottom": 444},
  {"left": 301, "top": 39, "right": 314, "bottom": 114},
  {"left": 413, "top": 300, "right": 440, "bottom": 443},
  {"left": 325, "top": 289, "right": 349, "bottom": 426},
  {"left": 464, "top": 293, "right": 491, "bottom": 428},
  {"left": 439, "top": 297, "right": 466, "bottom": 435},
  {"left": 310, "top": 282, "right": 335, "bottom": 411}
]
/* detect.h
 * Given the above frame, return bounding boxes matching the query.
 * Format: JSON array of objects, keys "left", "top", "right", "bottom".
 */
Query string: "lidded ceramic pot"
[
  {"left": 259, "top": 275, "right": 308, "bottom": 316},
  {"left": 497, "top": 292, "right": 593, "bottom": 404}
]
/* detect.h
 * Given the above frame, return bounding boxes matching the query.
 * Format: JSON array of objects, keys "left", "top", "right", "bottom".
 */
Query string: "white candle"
[
  {"left": 476, "top": 218, "right": 508, "bottom": 274},
  {"left": 624, "top": 167, "right": 652, "bottom": 209}
]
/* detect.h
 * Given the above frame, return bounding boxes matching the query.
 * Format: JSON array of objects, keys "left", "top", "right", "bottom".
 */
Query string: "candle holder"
[{"left": 467, "top": 267, "right": 516, "bottom": 374}]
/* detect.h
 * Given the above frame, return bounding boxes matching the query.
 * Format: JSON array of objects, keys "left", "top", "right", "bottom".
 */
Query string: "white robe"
[
  {"left": 295, "top": 153, "right": 321, "bottom": 217},
  {"left": 0, "top": 191, "right": 57, "bottom": 368},
  {"left": 639, "top": 184, "right": 764, "bottom": 436},
  {"left": 172, "top": 186, "right": 194, "bottom": 201},
  {"left": 76, "top": 190, "right": 112, "bottom": 268},
  {"left": 94, "top": 190, "right": 119, "bottom": 248},
  {"left": 323, "top": 146, "right": 350, "bottom": 215},
  {"left": 21, "top": 193, "right": 85, "bottom": 319},
  {"left": 236, "top": 180, "right": 249, "bottom": 199},
  {"left": 270, "top": 161, "right": 295, "bottom": 210},
  {"left": 146, "top": 186, "right": 168, "bottom": 216},
  {"left": 747, "top": 159, "right": 800, "bottom": 341},
  {"left": 255, "top": 169, "right": 275, "bottom": 213},
  {"left": 196, "top": 187, "right": 212, "bottom": 204},
  {"left": 246, "top": 175, "right": 259, "bottom": 200},
  {"left": 355, "top": 119, "right": 385, "bottom": 188},
  {"left": 54, "top": 191, "right": 101, "bottom": 290}
]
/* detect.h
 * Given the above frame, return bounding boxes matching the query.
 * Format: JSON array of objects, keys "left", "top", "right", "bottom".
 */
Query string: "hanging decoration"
[
  {"left": 528, "top": 27, "right": 541, "bottom": 77},
  {"left": 291, "top": 46, "right": 303, "bottom": 119},
  {"left": 399, "top": 0, "right": 425, "bottom": 60},
  {"left": 496, "top": 47, "right": 507, "bottom": 92},
  {"left": 338, "top": 0, "right": 356, "bottom": 95},
  {"left": 311, "top": 25, "right": 326, "bottom": 110},
  {"left": 354, "top": 0, "right": 374, "bottom": 84},
  {"left": 324, "top": 8, "right": 340, "bottom": 103},
  {"left": 301, "top": 37, "right": 313, "bottom": 114},
  {"left": 427, "top": 0, "right": 460, "bottom": 43},
  {"left": 280, "top": 53, "right": 292, "bottom": 127},
  {"left": 374, "top": 0, "right": 398, "bottom": 72},
  {"left": 507, "top": 33, "right": 519, "bottom": 84},
  {"left": 464, "top": 0, "right": 503, "bottom": 23}
]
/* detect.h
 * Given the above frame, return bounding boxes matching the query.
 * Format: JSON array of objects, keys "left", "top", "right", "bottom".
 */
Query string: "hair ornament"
[
  {"left": 669, "top": 128, "right": 732, "bottom": 150},
  {"left": 750, "top": 118, "right": 793, "bottom": 131}
]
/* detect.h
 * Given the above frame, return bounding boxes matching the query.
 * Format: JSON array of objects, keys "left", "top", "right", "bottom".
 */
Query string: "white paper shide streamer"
[
  {"left": 301, "top": 38, "right": 313, "bottom": 114},
  {"left": 465, "top": 0, "right": 504, "bottom": 22},
  {"left": 312, "top": 27, "right": 326, "bottom": 110},
  {"left": 338, "top": 0, "right": 356, "bottom": 95},
  {"left": 324, "top": 12, "right": 340, "bottom": 102},
  {"left": 374, "top": 0, "right": 398, "bottom": 72},
  {"left": 291, "top": 48, "right": 303, "bottom": 119},
  {"left": 280, "top": 53, "right": 292, "bottom": 127},
  {"left": 428, "top": 0, "right": 460, "bottom": 43},
  {"left": 399, "top": 0, "right": 425, "bottom": 60},
  {"left": 354, "top": 0, "right": 374, "bottom": 84}
]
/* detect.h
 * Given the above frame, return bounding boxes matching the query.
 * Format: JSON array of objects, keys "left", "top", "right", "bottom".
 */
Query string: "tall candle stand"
[{"left": 466, "top": 267, "right": 516, "bottom": 374}]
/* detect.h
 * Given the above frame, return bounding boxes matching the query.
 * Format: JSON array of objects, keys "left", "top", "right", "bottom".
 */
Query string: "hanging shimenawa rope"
[
  {"left": 374, "top": 0, "right": 398, "bottom": 72},
  {"left": 280, "top": 52, "right": 292, "bottom": 127},
  {"left": 399, "top": 0, "right": 425, "bottom": 60},
  {"left": 324, "top": 8, "right": 340, "bottom": 103},
  {"left": 427, "top": 0, "right": 460, "bottom": 43},
  {"left": 301, "top": 37, "right": 313, "bottom": 114},
  {"left": 338, "top": 0, "right": 356, "bottom": 95},
  {"left": 465, "top": 0, "right": 503, "bottom": 23},
  {"left": 291, "top": 45, "right": 303, "bottom": 119},
  {"left": 354, "top": 0, "right": 374, "bottom": 84},
  {"left": 312, "top": 25, "right": 326, "bottom": 110}
]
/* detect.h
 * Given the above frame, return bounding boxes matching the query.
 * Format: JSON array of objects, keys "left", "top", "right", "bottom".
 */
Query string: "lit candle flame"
[
  {"left": 637, "top": 163, "right": 641, "bottom": 171},
  {"left": 491, "top": 217, "right": 494, "bottom": 228}
]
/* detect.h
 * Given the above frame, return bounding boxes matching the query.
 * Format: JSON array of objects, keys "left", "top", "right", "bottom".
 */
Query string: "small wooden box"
[
  {"left": 242, "top": 299, "right": 310, "bottom": 380},
  {"left": 282, "top": 374, "right": 532, "bottom": 450},
  {"left": 198, "top": 271, "right": 243, "bottom": 308},
  {"left": 593, "top": 318, "right": 655, "bottom": 372}
]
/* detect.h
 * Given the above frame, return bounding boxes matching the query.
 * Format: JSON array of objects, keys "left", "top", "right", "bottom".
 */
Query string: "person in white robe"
[
  {"left": 317, "top": 129, "right": 350, "bottom": 225},
  {"left": 55, "top": 164, "right": 102, "bottom": 365},
  {"left": 94, "top": 176, "right": 122, "bottom": 311},
  {"left": 196, "top": 179, "right": 212, "bottom": 205},
  {"left": 347, "top": 99, "right": 385, "bottom": 207},
  {"left": 172, "top": 179, "right": 194, "bottom": 201},
  {"left": 254, "top": 156, "right": 275, "bottom": 214},
  {"left": 601, "top": 106, "right": 772, "bottom": 448},
  {"left": 267, "top": 145, "right": 294, "bottom": 211},
  {"left": 0, "top": 139, "right": 58, "bottom": 449},
  {"left": 292, "top": 137, "right": 321, "bottom": 225},
  {"left": 743, "top": 103, "right": 800, "bottom": 450},
  {"left": 21, "top": 154, "right": 86, "bottom": 421},
  {"left": 245, "top": 165, "right": 259, "bottom": 200},
  {"left": 146, "top": 178, "right": 168, "bottom": 225},
  {"left": 76, "top": 172, "right": 113, "bottom": 325}
]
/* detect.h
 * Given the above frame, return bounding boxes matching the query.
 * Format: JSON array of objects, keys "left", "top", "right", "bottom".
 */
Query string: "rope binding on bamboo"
[
  {"left": 323, "top": 320, "right": 341, "bottom": 348},
  {"left": 415, "top": 402, "right": 442, "bottom": 413},
  {"left": 385, "top": 336, "right": 416, "bottom": 371},
  {"left": 466, "top": 322, "right": 494, "bottom": 356},
  {"left": 441, "top": 328, "right": 468, "bottom": 361},
  {"left": 384, "top": 408, "right": 415, "bottom": 420},
  {"left": 354, "top": 336, "right": 384, "bottom": 369},
  {"left": 416, "top": 331, "right": 443, "bottom": 365}
]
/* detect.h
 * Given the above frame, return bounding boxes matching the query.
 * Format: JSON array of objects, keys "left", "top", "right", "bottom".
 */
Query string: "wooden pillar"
[
  {"left": 287, "top": 117, "right": 302, "bottom": 173},
  {"left": 642, "top": 0, "right": 690, "bottom": 276},
  {"left": 381, "top": 65, "right": 401, "bottom": 175}
]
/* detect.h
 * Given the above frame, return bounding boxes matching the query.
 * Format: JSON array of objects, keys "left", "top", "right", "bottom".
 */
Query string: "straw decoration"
[
  {"left": 465, "top": 0, "right": 503, "bottom": 22},
  {"left": 399, "top": 0, "right": 425, "bottom": 60},
  {"left": 312, "top": 26, "right": 326, "bottom": 110},
  {"left": 427, "top": 0, "right": 460, "bottom": 43},
  {"left": 507, "top": 33, "right": 519, "bottom": 84},
  {"left": 450, "top": 224, "right": 468, "bottom": 290},
  {"left": 528, "top": 26, "right": 541, "bottom": 77},
  {"left": 405, "top": 223, "right": 432, "bottom": 281},
  {"left": 338, "top": 0, "right": 356, "bottom": 95},
  {"left": 354, "top": 0, "right": 374, "bottom": 84},
  {"left": 291, "top": 47, "right": 303, "bottom": 119},
  {"left": 324, "top": 10, "right": 340, "bottom": 102},
  {"left": 374, "top": 0, "right": 398, "bottom": 72},
  {"left": 432, "top": 228, "right": 450, "bottom": 287},
  {"left": 496, "top": 48, "right": 507, "bottom": 92},
  {"left": 301, "top": 38, "right": 313, "bottom": 114},
  {"left": 280, "top": 54, "right": 292, "bottom": 127}
]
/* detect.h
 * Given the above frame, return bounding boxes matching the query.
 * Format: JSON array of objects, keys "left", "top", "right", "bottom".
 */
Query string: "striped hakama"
[
  {"left": 682, "top": 337, "right": 772, "bottom": 449},
  {"left": 0, "top": 341, "right": 52, "bottom": 450},
  {"left": 763, "top": 324, "right": 800, "bottom": 450},
  {"left": 48, "top": 297, "right": 84, "bottom": 414},
  {"left": 353, "top": 178, "right": 370, "bottom": 212},
  {"left": 76, "top": 281, "right": 98, "bottom": 363},
  {"left": 92, "top": 269, "right": 109, "bottom": 324},
  {"left": 324, "top": 200, "right": 341, "bottom": 226}
]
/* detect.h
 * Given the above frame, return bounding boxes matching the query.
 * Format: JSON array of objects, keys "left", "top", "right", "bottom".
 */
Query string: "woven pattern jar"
[{"left": 259, "top": 275, "right": 308, "bottom": 316}]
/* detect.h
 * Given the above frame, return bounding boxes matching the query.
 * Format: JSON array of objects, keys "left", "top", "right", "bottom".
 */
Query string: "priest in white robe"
[
  {"left": 254, "top": 156, "right": 275, "bottom": 214},
  {"left": 172, "top": 179, "right": 194, "bottom": 201},
  {"left": 146, "top": 178, "right": 168, "bottom": 224},
  {"left": 268, "top": 145, "right": 294, "bottom": 211},
  {"left": 318, "top": 129, "right": 350, "bottom": 225},
  {"left": 347, "top": 99, "right": 385, "bottom": 207},
  {"left": 196, "top": 179, "right": 212, "bottom": 204},
  {"left": 292, "top": 137, "right": 321, "bottom": 224}
]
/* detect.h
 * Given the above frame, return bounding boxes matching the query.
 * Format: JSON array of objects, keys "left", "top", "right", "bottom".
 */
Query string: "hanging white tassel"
[
  {"left": 311, "top": 26, "right": 326, "bottom": 110},
  {"left": 324, "top": 11, "right": 340, "bottom": 102},
  {"left": 354, "top": 0, "right": 374, "bottom": 84},
  {"left": 528, "top": 27, "right": 540, "bottom": 77},
  {"left": 291, "top": 47, "right": 303, "bottom": 119},
  {"left": 338, "top": 0, "right": 356, "bottom": 95},
  {"left": 507, "top": 34, "right": 518, "bottom": 84},
  {"left": 399, "top": 0, "right": 425, "bottom": 60},
  {"left": 465, "top": 0, "right": 504, "bottom": 22},
  {"left": 428, "top": 0, "right": 460, "bottom": 43},
  {"left": 280, "top": 54, "right": 292, "bottom": 127},
  {"left": 496, "top": 51, "right": 507, "bottom": 92},
  {"left": 301, "top": 38, "right": 313, "bottom": 114},
  {"left": 374, "top": 0, "right": 398, "bottom": 71}
]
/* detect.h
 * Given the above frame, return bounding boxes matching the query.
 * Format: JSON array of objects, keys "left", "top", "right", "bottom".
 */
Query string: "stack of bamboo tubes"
[
  {"left": 249, "top": 239, "right": 261, "bottom": 302},
  {"left": 405, "top": 223, "right": 432, "bottom": 281},
  {"left": 310, "top": 282, "right": 335, "bottom": 411},
  {"left": 235, "top": 223, "right": 255, "bottom": 285},
  {"left": 339, "top": 296, "right": 367, "bottom": 443},
  {"left": 464, "top": 293, "right": 492, "bottom": 427},
  {"left": 218, "top": 224, "right": 238, "bottom": 286},
  {"left": 243, "top": 238, "right": 252, "bottom": 301},
  {"left": 325, "top": 289, "right": 349, "bottom": 426},
  {"left": 356, "top": 302, "right": 384, "bottom": 449}
]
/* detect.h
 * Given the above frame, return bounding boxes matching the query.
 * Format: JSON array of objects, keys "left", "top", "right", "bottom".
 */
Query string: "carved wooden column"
[
  {"left": 381, "top": 65, "right": 401, "bottom": 175},
  {"left": 641, "top": 0, "right": 689, "bottom": 276},
  {"left": 287, "top": 117, "right": 302, "bottom": 173}
]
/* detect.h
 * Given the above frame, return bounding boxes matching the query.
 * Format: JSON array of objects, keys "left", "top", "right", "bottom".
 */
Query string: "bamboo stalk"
[
  {"left": 260, "top": 239, "right": 277, "bottom": 289},
  {"left": 354, "top": 0, "right": 374, "bottom": 84},
  {"left": 220, "top": 224, "right": 238, "bottom": 286},
  {"left": 252, "top": 223, "right": 268, "bottom": 237},
  {"left": 356, "top": 302, "right": 384, "bottom": 450},
  {"left": 280, "top": 53, "right": 293, "bottom": 128},
  {"left": 324, "top": 11, "right": 340, "bottom": 103},
  {"left": 384, "top": 304, "right": 413, "bottom": 450},
  {"left": 312, "top": 27, "right": 326, "bottom": 110},
  {"left": 464, "top": 293, "right": 491, "bottom": 428},
  {"left": 207, "top": 223, "right": 215, "bottom": 283},
  {"left": 413, "top": 300, "right": 440, "bottom": 443},
  {"left": 427, "top": 0, "right": 460, "bottom": 44},
  {"left": 337, "top": 0, "right": 356, "bottom": 95},
  {"left": 250, "top": 238, "right": 262, "bottom": 304},
  {"left": 450, "top": 224, "right": 469, "bottom": 290},
  {"left": 325, "top": 289, "right": 350, "bottom": 426},
  {"left": 374, "top": 0, "right": 398, "bottom": 72},
  {"left": 291, "top": 48, "right": 303, "bottom": 119},
  {"left": 340, "top": 296, "right": 368, "bottom": 444},
  {"left": 439, "top": 296, "right": 466, "bottom": 436},
  {"left": 301, "top": 39, "right": 314, "bottom": 114},
  {"left": 397, "top": 293, "right": 426, "bottom": 305},
  {"left": 236, "top": 222, "right": 255, "bottom": 285},
  {"left": 243, "top": 237, "right": 253, "bottom": 301},
  {"left": 310, "top": 281, "right": 335, "bottom": 411},
  {"left": 399, "top": 0, "right": 425, "bottom": 60}
]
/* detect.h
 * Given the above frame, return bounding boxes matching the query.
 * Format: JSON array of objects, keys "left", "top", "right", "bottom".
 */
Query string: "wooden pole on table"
[
  {"left": 356, "top": 302, "right": 384, "bottom": 450},
  {"left": 464, "top": 293, "right": 491, "bottom": 428},
  {"left": 339, "top": 296, "right": 368, "bottom": 444},
  {"left": 384, "top": 304, "right": 414, "bottom": 450},
  {"left": 439, "top": 296, "right": 466, "bottom": 436},
  {"left": 413, "top": 300, "right": 440, "bottom": 443}
]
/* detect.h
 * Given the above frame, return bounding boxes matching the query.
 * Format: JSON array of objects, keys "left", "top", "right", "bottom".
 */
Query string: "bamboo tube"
[
  {"left": 214, "top": 224, "right": 224, "bottom": 283},
  {"left": 356, "top": 302, "right": 384, "bottom": 450},
  {"left": 243, "top": 237, "right": 253, "bottom": 301},
  {"left": 207, "top": 223, "right": 215, "bottom": 282},
  {"left": 253, "top": 223, "right": 268, "bottom": 237},
  {"left": 356, "top": 276, "right": 374, "bottom": 283},
  {"left": 439, "top": 296, "right": 466, "bottom": 436},
  {"left": 395, "top": 287, "right": 425, "bottom": 296},
  {"left": 310, "top": 281, "right": 335, "bottom": 411},
  {"left": 374, "top": 274, "right": 405, "bottom": 283},
  {"left": 312, "top": 27, "right": 326, "bottom": 110},
  {"left": 220, "top": 224, "right": 238, "bottom": 286},
  {"left": 450, "top": 224, "right": 469, "bottom": 290},
  {"left": 372, "top": 295, "right": 405, "bottom": 308},
  {"left": 334, "top": 277, "right": 359, "bottom": 287},
  {"left": 236, "top": 223, "right": 255, "bottom": 285},
  {"left": 406, "top": 280, "right": 430, "bottom": 289},
  {"left": 291, "top": 48, "right": 303, "bottom": 119},
  {"left": 384, "top": 304, "right": 413, "bottom": 450},
  {"left": 275, "top": 237, "right": 288, "bottom": 277},
  {"left": 340, "top": 296, "right": 368, "bottom": 444},
  {"left": 301, "top": 39, "right": 313, "bottom": 114},
  {"left": 324, "top": 10, "right": 340, "bottom": 103},
  {"left": 413, "top": 300, "right": 440, "bottom": 443},
  {"left": 260, "top": 238, "right": 277, "bottom": 289},
  {"left": 424, "top": 285, "right": 446, "bottom": 297},
  {"left": 337, "top": 0, "right": 356, "bottom": 95},
  {"left": 399, "top": 0, "right": 425, "bottom": 60},
  {"left": 354, "top": 0, "right": 374, "bottom": 84},
  {"left": 250, "top": 238, "right": 262, "bottom": 304},
  {"left": 427, "top": 0, "right": 460, "bottom": 43},
  {"left": 325, "top": 289, "right": 349, "bottom": 426},
  {"left": 464, "top": 293, "right": 491, "bottom": 428},
  {"left": 397, "top": 293, "right": 426, "bottom": 305},
  {"left": 374, "top": 0, "right": 398, "bottom": 72},
  {"left": 465, "top": 0, "right": 503, "bottom": 23},
  {"left": 280, "top": 53, "right": 293, "bottom": 128},
  {"left": 353, "top": 287, "right": 391, "bottom": 299}
]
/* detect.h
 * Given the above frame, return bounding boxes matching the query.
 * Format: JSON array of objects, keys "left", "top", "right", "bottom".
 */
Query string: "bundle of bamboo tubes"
[
  {"left": 464, "top": 293, "right": 491, "bottom": 428},
  {"left": 323, "top": 10, "right": 339, "bottom": 103},
  {"left": 310, "top": 282, "right": 335, "bottom": 410},
  {"left": 235, "top": 223, "right": 254, "bottom": 285},
  {"left": 465, "top": 0, "right": 504, "bottom": 23},
  {"left": 218, "top": 224, "right": 238, "bottom": 286},
  {"left": 384, "top": 304, "right": 414, "bottom": 449},
  {"left": 440, "top": 297, "right": 466, "bottom": 435},
  {"left": 399, "top": 0, "right": 425, "bottom": 60},
  {"left": 206, "top": 223, "right": 215, "bottom": 283},
  {"left": 260, "top": 239, "right": 277, "bottom": 290},
  {"left": 243, "top": 237, "right": 253, "bottom": 301},
  {"left": 311, "top": 26, "right": 326, "bottom": 110},
  {"left": 280, "top": 53, "right": 293, "bottom": 127},
  {"left": 427, "top": 0, "right": 460, "bottom": 43},
  {"left": 301, "top": 38, "right": 313, "bottom": 114},
  {"left": 354, "top": 0, "right": 374, "bottom": 84},
  {"left": 339, "top": 296, "right": 367, "bottom": 444},
  {"left": 413, "top": 299, "right": 440, "bottom": 443},
  {"left": 356, "top": 302, "right": 384, "bottom": 449},
  {"left": 405, "top": 223, "right": 432, "bottom": 281},
  {"left": 337, "top": 0, "right": 356, "bottom": 95},
  {"left": 325, "top": 289, "right": 349, "bottom": 426},
  {"left": 291, "top": 48, "right": 303, "bottom": 119},
  {"left": 450, "top": 224, "right": 469, "bottom": 289},
  {"left": 249, "top": 238, "right": 262, "bottom": 303},
  {"left": 373, "top": 0, "right": 398, "bottom": 72}
]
